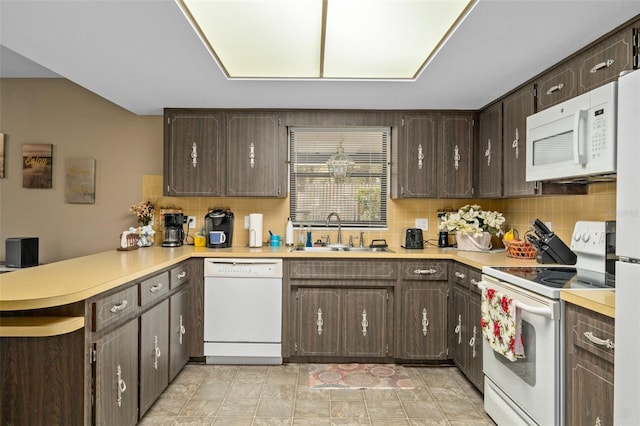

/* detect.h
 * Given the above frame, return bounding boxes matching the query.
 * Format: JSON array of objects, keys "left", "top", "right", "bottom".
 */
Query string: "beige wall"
[
  {"left": 0, "top": 78, "right": 163, "bottom": 263},
  {"left": 1, "top": 78, "right": 616, "bottom": 263}
]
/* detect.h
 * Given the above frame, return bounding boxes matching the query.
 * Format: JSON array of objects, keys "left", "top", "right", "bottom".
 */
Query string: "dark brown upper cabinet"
[
  {"left": 476, "top": 102, "right": 503, "bottom": 198},
  {"left": 502, "top": 85, "right": 537, "bottom": 197},
  {"left": 225, "top": 112, "right": 287, "bottom": 197},
  {"left": 438, "top": 112, "right": 475, "bottom": 198},
  {"left": 392, "top": 114, "right": 438, "bottom": 198},
  {"left": 164, "top": 110, "right": 224, "bottom": 196}
]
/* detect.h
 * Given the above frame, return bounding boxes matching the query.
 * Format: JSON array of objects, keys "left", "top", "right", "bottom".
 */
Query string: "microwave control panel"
[{"left": 590, "top": 107, "right": 607, "bottom": 159}]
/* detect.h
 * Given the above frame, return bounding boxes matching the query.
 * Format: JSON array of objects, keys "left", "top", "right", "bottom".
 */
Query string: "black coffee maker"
[
  {"left": 204, "top": 209, "right": 234, "bottom": 248},
  {"left": 162, "top": 213, "right": 185, "bottom": 247}
]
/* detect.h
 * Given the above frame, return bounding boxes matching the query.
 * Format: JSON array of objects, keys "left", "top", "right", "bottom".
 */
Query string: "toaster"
[{"left": 404, "top": 228, "right": 424, "bottom": 249}]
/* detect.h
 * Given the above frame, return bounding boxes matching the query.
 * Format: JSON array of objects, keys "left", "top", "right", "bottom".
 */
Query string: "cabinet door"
[
  {"left": 169, "top": 288, "right": 190, "bottom": 382},
  {"left": 164, "top": 111, "right": 223, "bottom": 196},
  {"left": 439, "top": 113, "right": 474, "bottom": 198},
  {"left": 342, "top": 288, "right": 389, "bottom": 358},
  {"left": 395, "top": 115, "right": 437, "bottom": 198},
  {"left": 451, "top": 286, "right": 468, "bottom": 372},
  {"left": 476, "top": 102, "right": 502, "bottom": 198},
  {"left": 466, "top": 269, "right": 484, "bottom": 391},
  {"left": 139, "top": 300, "right": 169, "bottom": 417},
  {"left": 466, "top": 290, "right": 483, "bottom": 390},
  {"left": 226, "top": 112, "right": 286, "bottom": 197},
  {"left": 399, "top": 283, "right": 448, "bottom": 360},
  {"left": 94, "top": 320, "right": 138, "bottom": 426},
  {"left": 536, "top": 62, "right": 578, "bottom": 110},
  {"left": 568, "top": 359, "right": 614, "bottom": 426},
  {"left": 502, "top": 85, "right": 537, "bottom": 197},
  {"left": 578, "top": 24, "right": 636, "bottom": 94},
  {"left": 295, "top": 288, "right": 341, "bottom": 357}
]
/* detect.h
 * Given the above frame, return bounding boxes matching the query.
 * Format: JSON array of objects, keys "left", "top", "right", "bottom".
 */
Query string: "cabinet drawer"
[
  {"left": 567, "top": 304, "right": 615, "bottom": 364},
  {"left": 401, "top": 261, "right": 448, "bottom": 280},
  {"left": 288, "top": 260, "right": 396, "bottom": 280},
  {"left": 170, "top": 263, "right": 190, "bottom": 289},
  {"left": 468, "top": 268, "right": 483, "bottom": 296},
  {"left": 92, "top": 285, "right": 138, "bottom": 332},
  {"left": 451, "top": 264, "right": 469, "bottom": 287},
  {"left": 139, "top": 272, "right": 169, "bottom": 306}
]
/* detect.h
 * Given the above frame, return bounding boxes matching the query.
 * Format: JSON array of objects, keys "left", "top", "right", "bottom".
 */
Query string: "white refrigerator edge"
[{"left": 614, "top": 68, "right": 640, "bottom": 426}]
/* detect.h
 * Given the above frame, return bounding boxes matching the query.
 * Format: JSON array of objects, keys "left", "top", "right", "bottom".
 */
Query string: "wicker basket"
[{"left": 503, "top": 239, "right": 537, "bottom": 259}]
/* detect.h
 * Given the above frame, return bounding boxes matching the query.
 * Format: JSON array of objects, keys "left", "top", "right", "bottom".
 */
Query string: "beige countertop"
[
  {"left": 1, "top": 244, "right": 613, "bottom": 320},
  {"left": 561, "top": 289, "right": 615, "bottom": 318}
]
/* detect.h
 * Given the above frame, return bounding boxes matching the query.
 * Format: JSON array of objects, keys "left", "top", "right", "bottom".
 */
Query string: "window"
[{"left": 289, "top": 127, "right": 389, "bottom": 228}]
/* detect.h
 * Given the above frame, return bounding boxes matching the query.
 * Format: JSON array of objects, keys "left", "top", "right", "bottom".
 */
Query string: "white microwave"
[{"left": 526, "top": 81, "right": 617, "bottom": 182}]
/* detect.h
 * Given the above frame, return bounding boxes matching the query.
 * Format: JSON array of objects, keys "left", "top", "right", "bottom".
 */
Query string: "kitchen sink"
[{"left": 290, "top": 246, "right": 394, "bottom": 253}]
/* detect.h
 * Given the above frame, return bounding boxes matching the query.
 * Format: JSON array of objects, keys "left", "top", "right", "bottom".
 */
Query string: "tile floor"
[{"left": 139, "top": 363, "right": 495, "bottom": 425}]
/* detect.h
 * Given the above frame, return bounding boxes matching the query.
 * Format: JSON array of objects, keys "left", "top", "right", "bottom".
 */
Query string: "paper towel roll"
[{"left": 249, "top": 213, "right": 263, "bottom": 247}]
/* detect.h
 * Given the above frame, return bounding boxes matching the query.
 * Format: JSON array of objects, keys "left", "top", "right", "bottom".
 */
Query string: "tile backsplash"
[{"left": 143, "top": 175, "right": 616, "bottom": 248}]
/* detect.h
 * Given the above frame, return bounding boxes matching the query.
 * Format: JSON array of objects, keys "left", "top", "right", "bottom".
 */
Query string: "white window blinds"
[{"left": 290, "top": 127, "right": 389, "bottom": 228}]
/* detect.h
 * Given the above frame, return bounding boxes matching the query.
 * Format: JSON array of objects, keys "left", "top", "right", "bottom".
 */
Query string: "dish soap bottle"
[{"left": 285, "top": 217, "right": 294, "bottom": 246}]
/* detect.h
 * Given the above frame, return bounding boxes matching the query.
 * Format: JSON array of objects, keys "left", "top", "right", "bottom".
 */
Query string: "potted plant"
[{"left": 439, "top": 204, "right": 505, "bottom": 251}]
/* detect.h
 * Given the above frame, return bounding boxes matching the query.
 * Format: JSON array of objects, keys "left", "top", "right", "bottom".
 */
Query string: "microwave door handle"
[{"left": 573, "top": 109, "right": 588, "bottom": 165}]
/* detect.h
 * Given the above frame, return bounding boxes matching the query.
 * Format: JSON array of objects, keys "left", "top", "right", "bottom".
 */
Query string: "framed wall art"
[
  {"left": 65, "top": 157, "right": 96, "bottom": 204},
  {"left": 0, "top": 133, "right": 5, "bottom": 178},
  {"left": 23, "top": 143, "right": 53, "bottom": 188}
]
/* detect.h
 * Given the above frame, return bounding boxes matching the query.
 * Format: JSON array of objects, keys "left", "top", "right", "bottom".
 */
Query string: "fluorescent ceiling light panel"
[{"left": 180, "top": 0, "right": 473, "bottom": 79}]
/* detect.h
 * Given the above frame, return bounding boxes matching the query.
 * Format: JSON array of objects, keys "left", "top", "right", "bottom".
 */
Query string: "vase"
[{"left": 456, "top": 232, "right": 492, "bottom": 251}]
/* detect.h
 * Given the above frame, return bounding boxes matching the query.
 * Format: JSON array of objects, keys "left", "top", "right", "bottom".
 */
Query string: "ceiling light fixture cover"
[{"left": 179, "top": 0, "right": 474, "bottom": 80}]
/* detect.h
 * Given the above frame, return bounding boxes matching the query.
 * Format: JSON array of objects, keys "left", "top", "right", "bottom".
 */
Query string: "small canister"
[{"left": 270, "top": 235, "right": 281, "bottom": 247}]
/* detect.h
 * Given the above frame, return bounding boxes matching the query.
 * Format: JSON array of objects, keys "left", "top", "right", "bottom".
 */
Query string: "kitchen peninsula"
[{"left": 0, "top": 246, "right": 614, "bottom": 425}]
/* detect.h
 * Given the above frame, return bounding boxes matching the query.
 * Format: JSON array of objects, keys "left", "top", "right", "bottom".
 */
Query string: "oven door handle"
[
  {"left": 514, "top": 301, "right": 553, "bottom": 318},
  {"left": 478, "top": 281, "right": 554, "bottom": 319}
]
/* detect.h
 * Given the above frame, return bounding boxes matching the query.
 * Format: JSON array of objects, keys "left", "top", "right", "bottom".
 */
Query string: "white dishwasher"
[{"left": 203, "top": 258, "right": 283, "bottom": 364}]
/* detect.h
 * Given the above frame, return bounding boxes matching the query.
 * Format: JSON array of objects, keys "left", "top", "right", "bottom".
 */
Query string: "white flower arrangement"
[{"left": 439, "top": 204, "right": 506, "bottom": 237}]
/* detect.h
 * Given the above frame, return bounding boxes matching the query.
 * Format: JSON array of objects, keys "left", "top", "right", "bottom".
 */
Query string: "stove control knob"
[
  {"left": 582, "top": 233, "right": 590, "bottom": 243},
  {"left": 573, "top": 231, "right": 582, "bottom": 241}
]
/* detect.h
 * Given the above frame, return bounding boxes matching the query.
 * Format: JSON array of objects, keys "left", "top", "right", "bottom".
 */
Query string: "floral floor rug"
[{"left": 308, "top": 363, "right": 415, "bottom": 389}]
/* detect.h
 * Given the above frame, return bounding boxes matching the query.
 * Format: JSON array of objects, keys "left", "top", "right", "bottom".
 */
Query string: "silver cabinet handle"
[
  {"left": 417, "top": 143, "right": 424, "bottom": 170},
  {"left": 470, "top": 325, "right": 477, "bottom": 358},
  {"left": 316, "top": 308, "right": 323, "bottom": 336},
  {"left": 454, "top": 271, "right": 466, "bottom": 279},
  {"left": 512, "top": 128, "right": 519, "bottom": 159},
  {"left": 546, "top": 83, "right": 565, "bottom": 94},
  {"left": 150, "top": 283, "right": 163, "bottom": 293},
  {"left": 110, "top": 300, "right": 128, "bottom": 313},
  {"left": 177, "top": 271, "right": 187, "bottom": 279},
  {"left": 191, "top": 141, "right": 198, "bottom": 167},
  {"left": 484, "top": 139, "right": 491, "bottom": 166},
  {"left": 249, "top": 142, "right": 255, "bottom": 168},
  {"left": 413, "top": 268, "right": 436, "bottom": 275},
  {"left": 153, "top": 335, "right": 161, "bottom": 370},
  {"left": 455, "top": 314, "right": 462, "bottom": 344},
  {"left": 453, "top": 144, "right": 461, "bottom": 170},
  {"left": 179, "top": 314, "right": 186, "bottom": 345},
  {"left": 590, "top": 59, "right": 615, "bottom": 73},
  {"left": 583, "top": 331, "right": 615, "bottom": 349},
  {"left": 421, "top": 308, "right": 429, "bottom": 337},
  {"left": 116, "top": 364, "right": 127, "bottom": 408},
  {"left": 361, "top": 309, "right": 368, "bottom": 337},
  {"left": 470, "top": 278, "right": 480, "bottom": 287}
]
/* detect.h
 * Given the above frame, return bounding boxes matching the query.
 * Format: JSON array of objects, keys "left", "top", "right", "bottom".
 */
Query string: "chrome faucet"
[{"left": 326, "top": 212, "right": 343, "bottom": 246}]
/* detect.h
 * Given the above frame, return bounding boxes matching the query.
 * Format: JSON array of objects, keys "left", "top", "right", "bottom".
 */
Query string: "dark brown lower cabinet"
[
  {"left": 296, "top": 288, "right": 341, "bottom": 357},
  {"left": 94, "top": 319, "right": 139, "bottom": 426},
  {"left": 397, "top": 282, "right": 448, "bottom": 360},
  {"left": 565, "top": 303, "right": 614, "bottom": 426},
  {"left": 139, "top": 300, "right": 169, "bottom": 417},
  {"left": 169, "top": 288, "right": 190, "bottom": 381},
  {"left": 294, "top": 287, "right": 391, "bottom": 360},
  {"left": 449, "top": 264, "right": 483, "bottom": 391}
]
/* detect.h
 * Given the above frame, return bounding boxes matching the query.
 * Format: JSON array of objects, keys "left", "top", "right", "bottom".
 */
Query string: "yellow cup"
[{"left": 194, "top": 235, "right": 206, "bottom": 247}]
